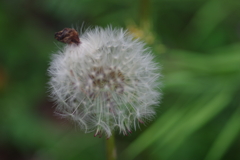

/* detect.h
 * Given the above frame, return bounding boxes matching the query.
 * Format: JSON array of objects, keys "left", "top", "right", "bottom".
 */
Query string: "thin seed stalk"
[{"left": 106, "top": 134, "right": 117, "bottom": 160}]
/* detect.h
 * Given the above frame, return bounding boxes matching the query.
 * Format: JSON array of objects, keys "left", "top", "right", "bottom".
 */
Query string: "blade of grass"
[
  {"left": 153, "top": 89, "right": 232, "bottom": 159},
  {"left": 204, "top": 106, "right": 240, "bottom": 160}
]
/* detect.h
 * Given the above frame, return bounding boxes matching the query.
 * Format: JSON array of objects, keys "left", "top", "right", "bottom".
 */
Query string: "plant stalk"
[{"left": 106, "top": 134, "right": 117, "bottom": 160}]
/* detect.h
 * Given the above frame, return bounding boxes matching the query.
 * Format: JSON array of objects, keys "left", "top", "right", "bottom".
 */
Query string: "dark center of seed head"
[{"left": 90, "top": 67, "right": 125, "bottom": 92}]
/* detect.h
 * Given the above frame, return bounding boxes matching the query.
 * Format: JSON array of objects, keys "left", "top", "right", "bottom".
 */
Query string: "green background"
[{"left": 0, "top": 0, "right": 240, "bottom": 160}]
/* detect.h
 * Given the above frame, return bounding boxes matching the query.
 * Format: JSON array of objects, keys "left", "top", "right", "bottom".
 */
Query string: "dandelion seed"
[{"left": 48, "top": 26, "right": 162, "bottom": 138}]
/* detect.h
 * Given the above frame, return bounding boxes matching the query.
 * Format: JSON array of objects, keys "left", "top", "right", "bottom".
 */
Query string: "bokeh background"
[{"left": 1, "top": 0, "right": 240, "bottom": 160}]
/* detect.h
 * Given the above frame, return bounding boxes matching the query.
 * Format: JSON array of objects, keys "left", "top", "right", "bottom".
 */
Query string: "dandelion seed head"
[{"left": 48, "top": 26, "right": 162, "bottom": 138}]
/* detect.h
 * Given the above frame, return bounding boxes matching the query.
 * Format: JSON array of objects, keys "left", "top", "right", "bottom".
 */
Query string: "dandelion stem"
[
  {"left": 139, "top": 0, "right": 150, "bottom": 29},
  {"left": 106, "top": 134, "right": 117, "bottom": 160}
]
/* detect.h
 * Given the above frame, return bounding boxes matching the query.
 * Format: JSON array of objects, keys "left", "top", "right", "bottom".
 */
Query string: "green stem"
[
  {"left": 139, "top": 0, "right": 150, "bottom": 29},
  {"left": 106, "top": 134, "right": 117, "bottom": 160}
]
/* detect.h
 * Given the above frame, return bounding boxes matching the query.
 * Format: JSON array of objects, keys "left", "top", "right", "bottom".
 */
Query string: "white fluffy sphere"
[{"left": 48, "top": 26, "right": 161, "bottom": 138}]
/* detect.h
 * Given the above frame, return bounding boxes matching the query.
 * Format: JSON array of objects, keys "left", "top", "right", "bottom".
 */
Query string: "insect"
[{"left": 55, "top": 28, "right": 80, "bottom": 45}]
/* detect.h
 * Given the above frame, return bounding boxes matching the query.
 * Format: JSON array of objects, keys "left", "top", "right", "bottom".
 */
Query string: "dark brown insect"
[{"left": 55, "top": 28, "right": 80, "bottom": 45}]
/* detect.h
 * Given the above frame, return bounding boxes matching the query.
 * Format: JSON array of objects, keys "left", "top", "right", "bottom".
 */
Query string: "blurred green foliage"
[{"left": 0, "top": 0, "right": 240, "bottom": 160}]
